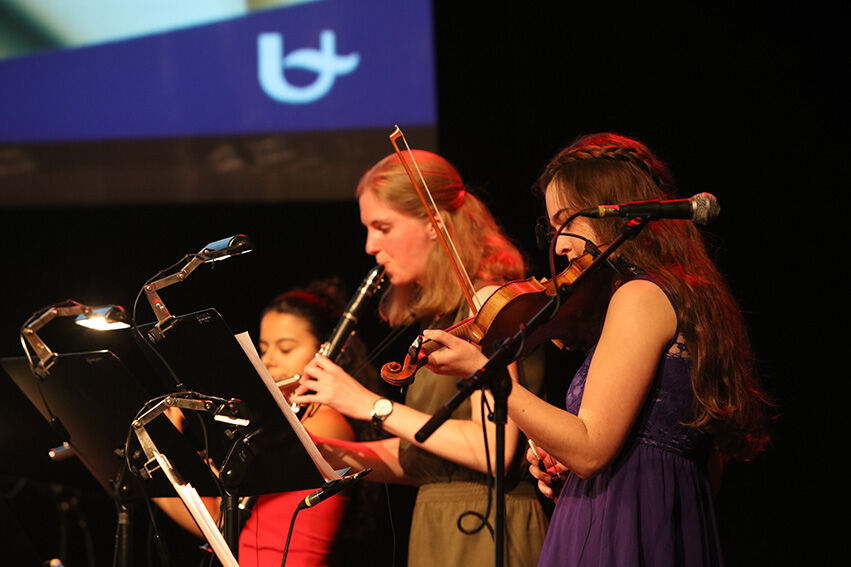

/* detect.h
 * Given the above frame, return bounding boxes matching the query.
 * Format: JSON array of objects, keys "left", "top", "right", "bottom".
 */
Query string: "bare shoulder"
[
  {"left": 603, "top": 278, "right": 677, "bottom": 343},
  {"left": 610, "top": 278, "right": 674, "bottom": 311},
  {"left": 303, "top": 405, "right": 356, "bottom": 442}
]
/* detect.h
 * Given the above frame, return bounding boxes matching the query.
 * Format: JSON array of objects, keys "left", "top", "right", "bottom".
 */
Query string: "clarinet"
[{"left": 288, "top": 265, "right": 385, "bottom": 420}]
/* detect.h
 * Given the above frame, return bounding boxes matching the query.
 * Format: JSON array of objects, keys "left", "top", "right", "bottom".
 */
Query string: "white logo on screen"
[{"left": 258, "top": 30, "right": 360, "bottom": 104}]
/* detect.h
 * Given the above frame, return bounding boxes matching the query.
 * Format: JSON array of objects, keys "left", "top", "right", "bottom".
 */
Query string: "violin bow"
[{"left": 389, "top": 125, "right": 481, "bottom": 314}]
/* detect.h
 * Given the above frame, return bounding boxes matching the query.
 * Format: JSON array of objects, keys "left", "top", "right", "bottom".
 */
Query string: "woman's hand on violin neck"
[
  {"left": 291, "top": 354, "right": 379, "bottom": 422},
  {"left": 421, "top": 329, "right": 488, "bottom": 378}
]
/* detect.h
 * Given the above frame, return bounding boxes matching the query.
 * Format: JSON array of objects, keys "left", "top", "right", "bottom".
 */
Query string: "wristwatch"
[{"left": 370, "top": 397, "right": 393, "bottom": 431}]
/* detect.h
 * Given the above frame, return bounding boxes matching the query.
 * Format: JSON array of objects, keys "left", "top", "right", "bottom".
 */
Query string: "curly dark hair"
[{"left": 262, "top": 278, "right": 374, "bottom": 386}]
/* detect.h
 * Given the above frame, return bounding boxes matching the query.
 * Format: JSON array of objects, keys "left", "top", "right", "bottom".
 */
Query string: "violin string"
[{"left": 353, "top": 320, "right": 416, "bottom": 377}]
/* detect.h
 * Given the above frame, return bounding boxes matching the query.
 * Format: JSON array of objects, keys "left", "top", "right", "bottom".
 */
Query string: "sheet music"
[
  {"left": 177, "top": 482, "right": 240, "bottom": 567},
  {"left": 234, "top": 331, "right": 341, "bottom": 482},
  {"left": 150, "top": 451, "right": 239, "bottom": 567}
]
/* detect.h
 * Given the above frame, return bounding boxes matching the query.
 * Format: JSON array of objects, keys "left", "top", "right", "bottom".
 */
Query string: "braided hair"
[
  {"left": 544, "top": 134, "right": 675, "bottom": 195},
  {"left": 539, "top": 133, "right": 771, "bottom": 461}
]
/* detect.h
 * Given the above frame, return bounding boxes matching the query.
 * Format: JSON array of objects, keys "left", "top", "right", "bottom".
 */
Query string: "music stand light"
[
  {"left": 21, "top": 300, "right": 130, "bottom": 377},
  {"left": 143, "top": 235, "right": 253, "bottom": 341}
]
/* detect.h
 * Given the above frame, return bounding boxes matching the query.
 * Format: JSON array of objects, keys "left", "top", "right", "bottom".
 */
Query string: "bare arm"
[
  {"left": 376, "top": 383, "right": 521, "bottom": 475},
  {"left": 292, "top": 286, "right": 524, "bottom": 476},
  {"left": 310, "top": 435, "right": 415, "bottom": 484},
  {"left": 293, "top": 355, "right": 523, "bottom": 476},
  {"left": 153, "top": 496, "right": 220, "bottom": 540},
  {"left": 508, "top": 279, "right": 677, "bottom": 478},
  {"left": 302, "top": 404, "right": 356, "bottom": 442}
]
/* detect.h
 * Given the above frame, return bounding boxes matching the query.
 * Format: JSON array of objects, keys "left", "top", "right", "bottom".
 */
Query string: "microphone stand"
[{"left": 415, "top": 217, "right": 649, "bottom": 567}]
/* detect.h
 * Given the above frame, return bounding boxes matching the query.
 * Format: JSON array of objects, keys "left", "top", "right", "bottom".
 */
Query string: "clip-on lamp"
[
  {"left": 21, "top": 300, "right": 130, "bottom": 377},
  {"left": 143, "top": 235, "right": 253, "bottom": 342}
]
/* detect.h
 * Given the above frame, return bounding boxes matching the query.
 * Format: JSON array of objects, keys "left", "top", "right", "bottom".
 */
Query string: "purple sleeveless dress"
[{"left": 538, "top": 282, "right": 723, "bottom": 566}]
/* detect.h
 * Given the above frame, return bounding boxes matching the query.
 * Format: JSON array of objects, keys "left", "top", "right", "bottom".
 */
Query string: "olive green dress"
[{"left": 399, "top": 309, "right": 548, "bottom": 567}]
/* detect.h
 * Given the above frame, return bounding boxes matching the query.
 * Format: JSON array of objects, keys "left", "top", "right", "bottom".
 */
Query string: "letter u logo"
[{"left": 258, "top": 30, "right": 360, "bottom": 104}]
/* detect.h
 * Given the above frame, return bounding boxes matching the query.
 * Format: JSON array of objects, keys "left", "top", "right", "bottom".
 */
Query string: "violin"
[
  {"left": 378, "top": 126, "right": 629, "bottom": 386},
  {"left": 381, "top": 248, "right": 626, "bottom": 386}
]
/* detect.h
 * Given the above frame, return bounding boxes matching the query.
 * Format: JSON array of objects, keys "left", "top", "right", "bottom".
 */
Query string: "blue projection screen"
[{"left": 0, "top": 0, "right": 437, "bottom": 204}]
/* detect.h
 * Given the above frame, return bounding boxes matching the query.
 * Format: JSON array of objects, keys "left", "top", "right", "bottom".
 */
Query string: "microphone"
[
  {"left": 580, "top": 192, "right": 720, "bottom": 225},
  {"left": 296, "top": 468, "right": 372, "bottom": 510}
]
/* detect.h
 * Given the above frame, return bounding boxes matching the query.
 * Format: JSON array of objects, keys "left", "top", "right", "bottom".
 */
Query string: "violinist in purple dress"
[{"left": 425, "top": 133, "right": 772, "bottom": 566}]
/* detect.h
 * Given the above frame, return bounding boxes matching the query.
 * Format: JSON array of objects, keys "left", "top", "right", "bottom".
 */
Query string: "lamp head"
[
  {"left": 75, "top": 305, "right": 130, "bottom": 330},
  {"left": 22, "top": 300, "right": 130, "bottom": 376},
  {"left": 143, "top": 234, "right": 255, "bottom": 340},
  {"left": 198, "top": 235, "right": 253, "bottom": 262}
]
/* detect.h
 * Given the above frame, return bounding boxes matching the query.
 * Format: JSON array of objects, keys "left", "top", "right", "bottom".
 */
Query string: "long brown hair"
[
  {"left": 357, "top": 150, "right": 526, "bottom": 326},
  {"left": 539, "top": 133, "right": 771, "bottom": 461}
]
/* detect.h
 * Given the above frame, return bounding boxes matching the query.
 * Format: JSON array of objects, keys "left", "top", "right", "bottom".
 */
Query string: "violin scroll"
[
  {"left": 380, "top": 359, "right": 422, "bottom": 387},
  {"left": 380, "top": 318, "right": 486, "bottom": 386}
]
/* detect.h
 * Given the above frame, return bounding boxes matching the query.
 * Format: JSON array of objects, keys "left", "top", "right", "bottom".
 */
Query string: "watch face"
[{"left": 373, "top": 398, "right": 393, "bottom": 418}]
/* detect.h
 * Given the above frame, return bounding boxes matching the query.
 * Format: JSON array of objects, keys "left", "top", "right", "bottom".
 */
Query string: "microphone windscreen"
[{"left": 692, "top": 193, "right": 720, "bottom": 225}]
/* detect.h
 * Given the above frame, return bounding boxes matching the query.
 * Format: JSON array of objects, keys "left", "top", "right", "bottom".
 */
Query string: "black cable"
[
  {"left": 74, "top": 498, "right": 96, "bottom": 567},
  {"left": 130, "top": 253, "right": 200, "bottom": 391},
  {"left": 121, "top": 405, "right": 168, "bottom": 567},
  {"left": 146, "top": 516, "right": 155, "bottom": 567},
  {"left": 576, "top": 495, "right": 593, "bottom": 565},
  {"left": 456, "top": 391, "right": 495, "bottom": 539},
  {"left": 141, "top": 490, "right": 170, "bottom": 567},
  {"left": 254, "top": 498, "right": 260, "bottom": 567},
  {"left": 279, "top": 507, "right": 301, "bottom": 567},
  {"left": 548, "top": 211, "right": 585, "bottom": 289},
  {"left": 18, "top": 299, "right": 80, "bottom": 423},
  {"left": 383, "top": 483, "right": 397, "bottom": 567}
]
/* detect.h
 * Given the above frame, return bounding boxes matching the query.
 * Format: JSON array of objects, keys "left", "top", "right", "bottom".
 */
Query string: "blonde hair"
[{"left": 357, "top": 150, "right": 526, "bottom": 326}]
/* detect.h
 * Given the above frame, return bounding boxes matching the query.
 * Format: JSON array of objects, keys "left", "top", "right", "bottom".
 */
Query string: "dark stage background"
[{"left": 1, "top": 4, "right": 843, "bottom": 566}]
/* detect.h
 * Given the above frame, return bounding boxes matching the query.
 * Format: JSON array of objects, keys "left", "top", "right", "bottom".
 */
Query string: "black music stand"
[
  {"left": 2, "top": 352, "right": 219, "bottom": 566},
  {"left": 0, "top": 364, "right": 80, "bottom": 482},
  {"left": 137, "top": 308, "right": 331, "bottom": 555},
  {"left": 0, "top": 370, "right": 99, "bottom": 565}
]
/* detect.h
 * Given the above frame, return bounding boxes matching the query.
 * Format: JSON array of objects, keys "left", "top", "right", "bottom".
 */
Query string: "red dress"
[{"left": 239, "top": 489, "right": 348, "bottom": 567}]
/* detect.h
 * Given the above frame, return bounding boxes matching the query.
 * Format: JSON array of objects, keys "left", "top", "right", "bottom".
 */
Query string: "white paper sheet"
[
  {"left": 152, "top": 452, "right": 239, "bottom": 567},
  {"left": 234, "top": 331, "right": 341, "bottom": 482}
]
